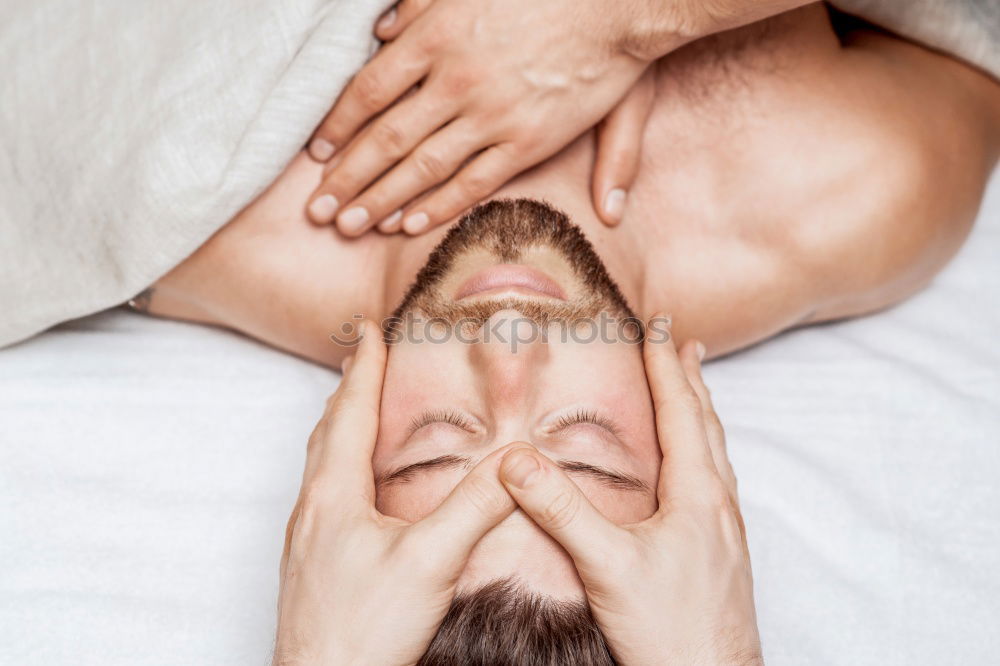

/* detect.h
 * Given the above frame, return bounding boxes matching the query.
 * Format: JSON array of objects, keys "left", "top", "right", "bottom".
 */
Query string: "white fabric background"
[{"left": 1, "top": 172, "right": 998, "bottom": 665}]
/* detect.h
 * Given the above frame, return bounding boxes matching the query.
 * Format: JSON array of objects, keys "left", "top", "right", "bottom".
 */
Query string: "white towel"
[{"left": 0, "top": 0, "right": 387, "bottom": 346}]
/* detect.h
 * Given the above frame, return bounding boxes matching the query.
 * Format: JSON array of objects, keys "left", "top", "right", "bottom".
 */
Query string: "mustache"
[{"left": 404, "top": 296, "right": 607, "bottom": 327}]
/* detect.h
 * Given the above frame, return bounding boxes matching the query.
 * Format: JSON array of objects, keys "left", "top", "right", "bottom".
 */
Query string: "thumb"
[
  {"left": 499, "top": 445, "right": 626, "bottom": 573},
  {"left": 404, "top": 445, "right": 518, "bottom": 573},
  {"left": 591, "top": 67, "right": 655, "bottom": 226}
]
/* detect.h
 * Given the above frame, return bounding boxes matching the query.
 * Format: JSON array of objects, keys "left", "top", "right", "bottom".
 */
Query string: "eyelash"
[
  {"left": 409, "top": 410, "right": 474, "bottom": 434},
  {"left": 555, "top": 409, "right": 619, "bottom": 434},
  {"left": 408, "top": 409, "right": 617, "bottom": 435}
]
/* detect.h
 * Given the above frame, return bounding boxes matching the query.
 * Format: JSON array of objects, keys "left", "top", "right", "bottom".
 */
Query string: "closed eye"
[
  {"left": 553, "top": 409, "right": 621, "bottom": 436},
  {"left": 407, "top": 409, "right": 476, "bottom": 437}
]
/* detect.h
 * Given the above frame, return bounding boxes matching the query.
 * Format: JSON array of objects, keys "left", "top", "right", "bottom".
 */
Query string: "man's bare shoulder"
[
  {"left": 626, "top": 7, "right": 999, "bottom": 350},
  {"left": 149, "top": 153, "right": 394, "bottom": 366}
]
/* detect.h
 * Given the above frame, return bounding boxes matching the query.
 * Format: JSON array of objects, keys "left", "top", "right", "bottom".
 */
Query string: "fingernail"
[
  {"left": 502, "top": 451, "right": 540, "bottom": 489},
  {"left": 403, "top": 212, "right": 430, "bottom": 234},
  {"left": 341, "top": 355, "right": 354, "bottom": 375},
  {"left": 338, "top": 206, "right": 370, "bottom": 233},
  {"left": 378, "top": 209, "right": 403, "bottom": 233},
  {"left": 309, "top": 138, "right": 336, "bottom": 161},
  {"left": 603, "top": 188, "right": 626, "bottom": 223},
  {"left": 308, "top": 194, "right": 339, "bottom": 224},
  {"left": 377, "top": 7, "right": 396, "bottom": 32},
  {"left": 695, "top": 341, "right": 706, "bottom": 360}
]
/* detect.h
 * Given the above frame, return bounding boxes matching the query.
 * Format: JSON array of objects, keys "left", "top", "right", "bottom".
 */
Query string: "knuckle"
[
  {"left": 325, "top": 392, "right": 354, "bottom": 419},
  {"left": 371, "top": 121, "right": 408, "bottom": 156},
  {"left": 413, "top": 149, "right": 449, "bottom": 181},
  {"left": 705, "top": 407, "right": 723, "bottom": 431},
  {"left": 295, "top": 485, "right": 329, "bottom": 532},
  {"left": 440, "top": 68, "right": 475, "bottom": 97},
  {"left": 511, "top": 114, "right": 544, "bottom": 142},
  {"left": 283, "top": 504, "right": 301, "bottom": 545},
  {"left": 459, "top": 475, "right": 509, "bottom": 517},
  {"left": 716, "top": 504, "right": 745, "bottom": 546},
  {"left": 418, "top": 30, "right": 443, "bottom": 55},
  {"left": 539, "top": 489, "right": 581, "bottom": 531},
  {"left": 678, "top": 390, "right": 704, "bottom": 416},
  {"left": 352, "top": 70, "right": 387, "bottom": 110},
  {"left": 458, "top": 168, "right": 498, "bottom": 199}
]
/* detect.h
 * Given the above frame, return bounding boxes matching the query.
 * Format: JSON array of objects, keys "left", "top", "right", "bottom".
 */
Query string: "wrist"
[
  {"left": 615, "top": 0, "right": 813, "bottom": 62},
  {"left": 614, "top": 0, "right": 711, "bottom": 62}
]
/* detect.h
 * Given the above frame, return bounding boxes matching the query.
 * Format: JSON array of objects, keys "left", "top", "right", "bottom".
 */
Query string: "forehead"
[
  {"left": 382, "top": 323, "right": 646, "bottom": 401},
  {"left": 373, "top": 326, "right": 660, "bottom": 516}
]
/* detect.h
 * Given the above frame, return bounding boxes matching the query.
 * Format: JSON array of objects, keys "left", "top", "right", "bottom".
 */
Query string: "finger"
[
  {"left": 400, "top": 144, "right": 522, "bottom": 234},
  {"left": 591, "top": 69, "right": 655, "bottom": 226},
  {"left": 338, "top": 120, "right": 485, "bottom": 233},
  {"left": 377, "top": 209, "right": 404, "bottom": 234},
  {"left": 308, "top": 320, "right": 387, "bottom": 500},
  {"left": 375, "top": 0, "right": 434, "bottom": 42},
  {"left": 308, "top": 40, "right": 429, "bottom": 165},
  {"left": 402, "top": 443, "right": 519, "bottom": 574},
  {"left": 497, "top": 444, "right": 627, "bottom": 574},
  {"left": 308, "top": 89, "right": 459, "bottom": 230},
  {"left": 679, "top": 340, "right": 739, "bottom": 504},
  {"left": 643, "top": 314, "right": 719, "bottom": 504},
  {"left": 301, "top": 348, "right": 358, "bottom": 482}
]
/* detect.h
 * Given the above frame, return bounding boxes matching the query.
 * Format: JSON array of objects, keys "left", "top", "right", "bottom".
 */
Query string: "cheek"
[
  {"left": 581, "top": 482, "right": 658, "bottom": 524},
  {"left": 375, "top": 477, "right": 457, "bottom": 522}
]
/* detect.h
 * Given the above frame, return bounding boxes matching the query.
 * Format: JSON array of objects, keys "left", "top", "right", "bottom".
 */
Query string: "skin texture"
[{"left": 149, "top": 5, "right": 1000, "bottom": 369}]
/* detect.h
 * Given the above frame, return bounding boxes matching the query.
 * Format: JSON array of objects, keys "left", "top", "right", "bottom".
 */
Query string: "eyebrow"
[{"left": 376, "top": 455, "right": 649, "bottom": 492}]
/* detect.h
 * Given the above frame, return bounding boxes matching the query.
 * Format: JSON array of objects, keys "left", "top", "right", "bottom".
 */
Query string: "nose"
[{"left": 469, "top": 309, "right": 549, "bottom": 408}]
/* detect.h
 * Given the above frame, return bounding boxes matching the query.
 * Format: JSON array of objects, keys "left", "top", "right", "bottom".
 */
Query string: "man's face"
[{"left": 372, "top": 199, "right": 660, "bottom": 599}]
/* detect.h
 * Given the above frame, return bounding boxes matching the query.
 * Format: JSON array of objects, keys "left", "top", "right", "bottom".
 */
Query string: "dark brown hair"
[{"left": 418, "top": 579, "right": 616, "bottom": 666}]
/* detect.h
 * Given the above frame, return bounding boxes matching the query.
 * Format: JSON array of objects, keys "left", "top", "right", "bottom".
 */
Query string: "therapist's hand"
[
  {"left": 272, "top": 321, "right": 518, "bottom": 665},
  {"left": 305, "top": 0, "right": 660, "bottom": 234},
  {"left": 306, "top": 0, "right": 810, "bottom": 235},
  {"left": 498, "top": 328, "right": 762, "bottom": 665}
]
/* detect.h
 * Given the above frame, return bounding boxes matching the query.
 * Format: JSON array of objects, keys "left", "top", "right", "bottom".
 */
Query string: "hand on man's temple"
[
  {"left": 497, "top": 330, "right": 762, "bottom": 666},
  {"left": 272, "top": 320, "right": 523, "bottom": 665},
  {"left": 305, "top": 0, "right": 809, "bottom": 235},
  {"left": 273, "top": 318, "right": 762, "bottom": 665}
]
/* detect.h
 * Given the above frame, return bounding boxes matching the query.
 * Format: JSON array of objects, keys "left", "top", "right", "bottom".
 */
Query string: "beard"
[{"left": 388, "top": 198, "right": 637, "bottom": 332}]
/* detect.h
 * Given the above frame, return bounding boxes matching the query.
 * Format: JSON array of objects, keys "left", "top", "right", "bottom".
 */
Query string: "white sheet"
[
  {"left": 0, "top": 0, "right": 386, "bottom": 348},
  {"left": 2, "top": 172, "right": 999, "bottom": 665}
]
